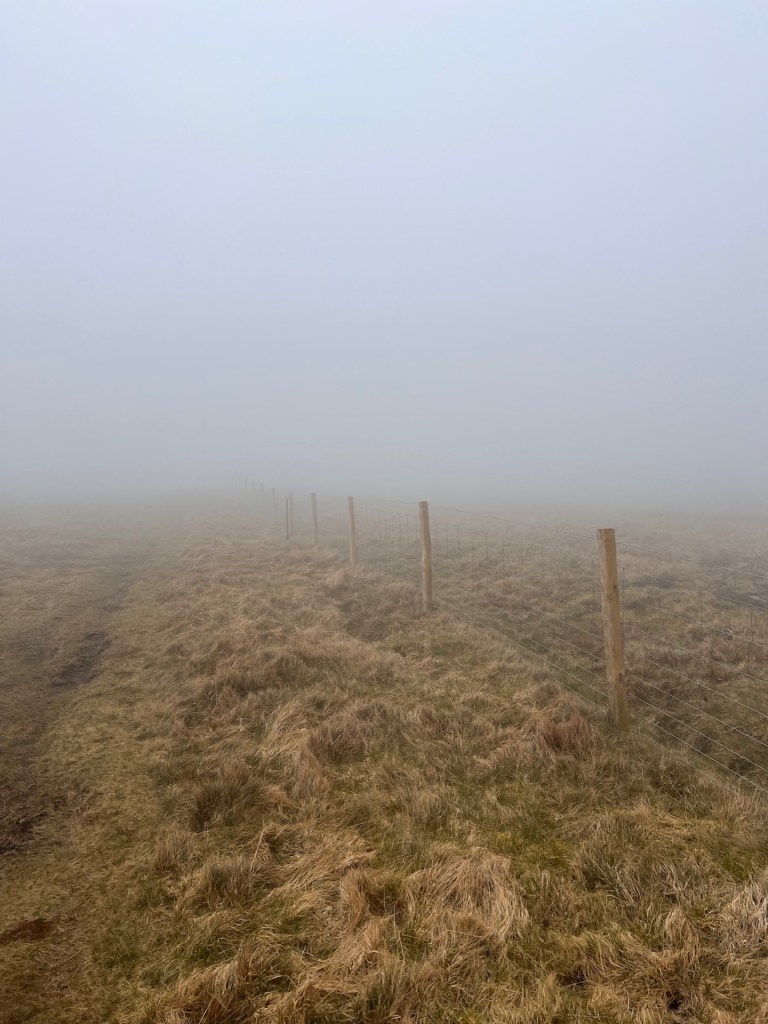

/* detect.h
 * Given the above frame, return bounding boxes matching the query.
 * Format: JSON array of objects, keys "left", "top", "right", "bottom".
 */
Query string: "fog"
[{"left": 3, "top": 2, "right": 767, "bottom": 515}]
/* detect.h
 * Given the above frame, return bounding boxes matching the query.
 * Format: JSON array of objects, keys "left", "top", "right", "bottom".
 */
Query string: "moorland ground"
[{"left": 2, "top": 504, "right": 768, "bottom": 1024}]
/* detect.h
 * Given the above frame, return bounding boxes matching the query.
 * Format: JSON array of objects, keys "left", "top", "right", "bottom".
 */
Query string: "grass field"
[
  {"left": 307, "top": 498, "right": 768, "bottom": 788},
  {"left": 2, "top": 504, "right": 768, "bottom": 1023}
]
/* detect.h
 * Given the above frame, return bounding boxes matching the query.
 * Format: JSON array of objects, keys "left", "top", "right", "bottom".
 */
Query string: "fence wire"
[{"left": 246, "top": 488, "right": 768, "bottom": 798}]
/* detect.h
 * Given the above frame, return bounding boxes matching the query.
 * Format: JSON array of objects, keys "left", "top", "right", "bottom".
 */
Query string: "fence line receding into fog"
[{"left": 238, "top": 481, "right": 768, "bottom": 798}]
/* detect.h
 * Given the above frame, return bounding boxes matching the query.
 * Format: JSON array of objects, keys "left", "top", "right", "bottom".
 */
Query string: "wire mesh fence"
[{"left": 240, "top": 484, "right": 768, "bottom": 797}]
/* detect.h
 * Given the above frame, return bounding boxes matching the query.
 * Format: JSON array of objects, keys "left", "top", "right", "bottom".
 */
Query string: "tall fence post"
[
  {"left": 311, "top": 493, "right": 319, "bottom": 548},
  {"left": 348, "top": 496, "right": 358, "bottom": 566},
  {"left": 285, "top": 498, "right": 290, "bottom": 540},
  {"left": 288, "top": 492, "right": 294, "bottom": 537},
  {"left": 597, "top": 528, "right": 630, "bottom": 731},
  {"left": 419, "top": 500, "right": 433, "bottom": 611}
]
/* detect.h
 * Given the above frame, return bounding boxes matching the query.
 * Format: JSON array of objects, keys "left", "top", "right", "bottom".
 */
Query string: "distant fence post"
[
  {"left": 419, "top": 501, "right": 433, "bottom": 611},
  {"left": 311, "top": 493, "right": 319, "bottom": 548},
  {"left": 285, "top": 498, "right": 290, "bottom": 540},
  {"left": 597, "top": 528, "right": 629, "bottom": 731},
  {"left": 288, "top": 493, "right": 294, "bottom": 536},
  {"left": 348, "top": 496, "right": 358, "bottom": 566}
]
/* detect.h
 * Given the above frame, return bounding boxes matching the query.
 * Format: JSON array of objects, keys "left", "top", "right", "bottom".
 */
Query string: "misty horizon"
[{"left": 3, "top": 3, "right": 767, "bottom": 513}]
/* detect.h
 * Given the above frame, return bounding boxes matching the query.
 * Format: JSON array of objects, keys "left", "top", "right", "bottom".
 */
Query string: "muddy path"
[{"left": 0, "top": 522, "right": 154, "bottom": 858}]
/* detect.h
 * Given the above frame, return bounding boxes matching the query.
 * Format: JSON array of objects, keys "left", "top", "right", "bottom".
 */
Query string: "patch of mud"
[
  {"left": 0, "top": 917, "right": 56, "bottom": 944},
  {"left": 53, "top": 630, "right": 111, "bottom": 690},
  {"left": 0, "top": 811, "right": 47, "bottom": 856}
]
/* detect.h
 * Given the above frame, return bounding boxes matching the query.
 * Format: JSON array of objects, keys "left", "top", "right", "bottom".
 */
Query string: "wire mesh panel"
[
  {"left": 353, "top": 500, "right": 421, "bottom": 588},
  {"left": 312, "top": 493, "right": 350, "bottom": 560},
  {"left": 426, "top": 508, "right": 608, "bottom": 710},
  {"left": 251, "top": 486, "right": 768, "bottom": 796},
  {"left": 617, "top": 539, "right": 768, "bottom": 793}
]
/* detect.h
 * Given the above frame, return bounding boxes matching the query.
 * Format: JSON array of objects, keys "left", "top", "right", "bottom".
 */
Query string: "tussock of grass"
[
  {"left": 720, "top": 871, "right": 768, "bottom": 954},
  {"left": 189, "top": 762, "right": 280, "bottom": 831},
  {"left": 3, "top": 517, "right": 768, "bottom": 1022}
]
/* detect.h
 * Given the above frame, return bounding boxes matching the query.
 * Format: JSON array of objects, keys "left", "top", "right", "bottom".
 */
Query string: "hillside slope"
[{"left": 2, "top": 518, "right": 768, "bottom": 1023}]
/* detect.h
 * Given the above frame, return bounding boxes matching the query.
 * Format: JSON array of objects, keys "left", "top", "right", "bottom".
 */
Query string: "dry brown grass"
[
  {"left": 341, "top": 504, "right": 768, "bottom": 787},
  {"left": 2, "top": 509, "right": 768, "bottom": 1023}
]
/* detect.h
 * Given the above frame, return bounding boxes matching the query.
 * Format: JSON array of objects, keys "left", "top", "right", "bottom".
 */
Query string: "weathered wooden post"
[
  {"left": 597, "top": 528, "right": 630, "bottom": 731},
  {"left": 348, "top": 496, "right": 358, "bottom": 566},
  {"left": 288, "top": 493, "right": 294, "bottom": 537},
  {"left": 285, "top": 498, "right": 290, "bottom": 539},
  {"left": 311, "top": 493, "right": 319, "bottom": 548},
  {"left": 419, "top": 500, "right": 433, "bottom": 611}
]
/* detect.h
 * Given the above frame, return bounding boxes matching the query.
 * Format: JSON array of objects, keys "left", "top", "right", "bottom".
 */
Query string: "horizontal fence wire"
[
  {"left": 622, "top": 593, "right": 768, "bottom": 648},
  {"left": 621, "top": 568, "right": 768, "bottom": 617},
  {"left": 246, "top": 488, "right": 768, "bottom": 798},
  {"left": 630, "top": 700, "right": 768, "bottom": 797},
  {"left": 618, "top": 539, "right": 768, "bottom": 584},
  {"left": 442, "top": 601, "right": 610, "bottom": 707},
  {"left": 626, "top": 622, "right": 768, "bottom": 691},
  {"left": 631, "top": 693, "right": 768, "bottom": 795}
]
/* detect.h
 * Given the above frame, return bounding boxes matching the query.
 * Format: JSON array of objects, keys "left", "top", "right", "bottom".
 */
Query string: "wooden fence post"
[
  {"left": 597, "top": 528, "right": 630, "bottom": 731},
  {"left": 285, "top": 498, "right": 290, "bottom": 540},
  {"left": 288, "top": 493, "right": 294, "bottom": 537},
  {"left": 348, "top": 496, "right": 358, "bottom": 566},
  {"left": 419, "top": 501, "right": 433, "bottom": 611},
  {"left": 311, "top": 493, "right": 319, "bottom": 548}
]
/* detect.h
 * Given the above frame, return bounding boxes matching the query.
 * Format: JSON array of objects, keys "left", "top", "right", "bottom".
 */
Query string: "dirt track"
[
  {"left": 0, "top": 520, "right": 158, "bottom": 1023},
  {"left": 0, "top": 525, "right": 149, "bottom": 857}
]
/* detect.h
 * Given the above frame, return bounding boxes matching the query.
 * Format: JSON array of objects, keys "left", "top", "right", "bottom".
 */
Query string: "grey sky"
[{"left": 2, "top": 2, "right": 767, "bottom": 510}]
